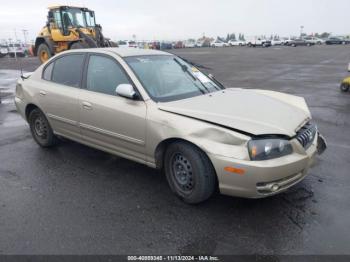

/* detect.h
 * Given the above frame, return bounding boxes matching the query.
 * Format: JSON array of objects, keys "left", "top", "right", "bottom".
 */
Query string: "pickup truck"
[{"left": 246, "top": 38, "right": 271, "bottom": 47}]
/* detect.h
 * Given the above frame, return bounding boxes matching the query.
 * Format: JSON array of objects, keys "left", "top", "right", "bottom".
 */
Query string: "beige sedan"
[{"left": 15, "top": 48, "right": 326, "bottom": 203}]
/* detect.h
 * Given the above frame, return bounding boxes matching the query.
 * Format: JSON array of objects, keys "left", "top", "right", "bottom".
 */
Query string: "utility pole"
[
  {"left": 300, "top": 26, "right": 304, "bottom": 38},
  {"left": 13, "top": 28, "right": 18, "bottom": 59},
  {"left": 22, "top": 29, "right": 28, "bottom": 45}
]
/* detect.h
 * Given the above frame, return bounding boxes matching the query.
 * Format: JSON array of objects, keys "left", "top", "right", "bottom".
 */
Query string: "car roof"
[{"left": 64, "top": 47, "right": 172, "bottom": 57}]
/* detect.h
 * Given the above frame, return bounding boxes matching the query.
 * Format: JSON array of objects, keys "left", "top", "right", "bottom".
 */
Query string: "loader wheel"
[
  {"left": 340, "top": 83, "right": 349, "bottom": 92},
  {"left": 37, "top": 44, "right": 51, "bottom": 63},
  {"left": 70, "top": 42, "right": 89, "bottom": 49}
]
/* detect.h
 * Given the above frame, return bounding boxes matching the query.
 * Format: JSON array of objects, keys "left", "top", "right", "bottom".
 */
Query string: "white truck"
[
  {"left": 0, "top": 44, "right": 8, "bottom": 58},
  {"left": 246, "top": 37, "right": 271, "bottom": 47}
]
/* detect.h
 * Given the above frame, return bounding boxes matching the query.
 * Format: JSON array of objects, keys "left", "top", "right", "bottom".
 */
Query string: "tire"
[
  {"left": 37, "top": 43, "right": 52, "bottom": 63},
  {"left": 340, "top": 83, "right": 349, "bottom": 92},
  {"left": 307, "top": 43, "right": 311, "bottom": 46},
  {"left": 70, "top": 41, "right": 89, "bottom": 49},
  {"left": 164, "top": 141, "right": 217, "bottom": 204},
  {"left": 29, "top": 108, "right": 58, "bottom": 147}
]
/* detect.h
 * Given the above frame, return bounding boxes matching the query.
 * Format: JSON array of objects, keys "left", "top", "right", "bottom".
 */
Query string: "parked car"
[
  {"left": 174, "top": 41, "right": 185, "bottom": 49},
  {"left": 0, "top": 44, "right": 8, "bottom": 58},
  {"left": 281, "top": 37, "right": 295, "bottom": 46},
  {"left": 184, "top": 41, "right": 196, "bottom": 48},
  {"left": 228, "top": 40, "right": 246, "bottom": 46},
  {"left": 8, "top": 43, "right": 28, "bottom": 57},
  {"left": 340, "top": 76, "right": 350, "bottom": 92},
  {"left": 325, "top": 37, "right": 349, "bottom": 45},
  {"left": 148, "top": 41, "right": 161, "bottom": 50},
  {"left": 304, "top": 37, "right": 325, "bottom": 45},
  {"left": 287, "top": 39, "right": 314, "bottom": 47},
  {"left": 195, "top": 40, "right": 204, "bottom": 47},
  {"left": 246, "top": 37, "right": 271, "bottom": 47},
  {"left": 15, "top": 48, "right": 326, "bottom": 203},
  {"left": 117, "top": 41, "right": 138, "bottom": 48},
  {"left": 210, "top": 40, "right": 228, "bottom": 47},
  {"left": 160, "top": 42, "right": 173, "bottom": 50},
  {"left": 270, "top": 39, "right": 282, "bottom": 46}
]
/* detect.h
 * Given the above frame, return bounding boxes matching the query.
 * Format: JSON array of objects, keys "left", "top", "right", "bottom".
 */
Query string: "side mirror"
[
  {"left": 208, "top": 73, "right": 214, "bottom": 79},
  {"left": 116, "top": 84, "right": 136, "bottom": 99}
]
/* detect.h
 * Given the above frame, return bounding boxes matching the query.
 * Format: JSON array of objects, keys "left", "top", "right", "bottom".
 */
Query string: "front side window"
[
  {"left": 51, "top": 54, "right": 85, "bottom": 87},
  {"left": 84, "top": 11, "right": 95, "bottom": 27},
  {"left": 125, "top": 55, "right": 223, "bottom": 102},
  {"left": 86, "top": 55, "right": 131, "bottom": 96}
]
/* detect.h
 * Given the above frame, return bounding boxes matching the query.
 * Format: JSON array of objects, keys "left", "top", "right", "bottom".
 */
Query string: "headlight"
[{"left": 248, "top": 138, "right": 293, "bottom": 161}]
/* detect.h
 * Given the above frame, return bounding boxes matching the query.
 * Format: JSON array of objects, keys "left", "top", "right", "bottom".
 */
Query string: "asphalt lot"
[{"left": 0, "top": 45, "right": 350, "bottom": 255}]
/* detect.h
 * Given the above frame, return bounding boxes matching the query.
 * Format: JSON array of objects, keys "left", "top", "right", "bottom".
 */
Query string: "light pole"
[
  {"left": 22, "top": 29, "right": 28, "bottom": 45},
  {"left": 300, "top": 26, "right": 304, "bottom": 38}
]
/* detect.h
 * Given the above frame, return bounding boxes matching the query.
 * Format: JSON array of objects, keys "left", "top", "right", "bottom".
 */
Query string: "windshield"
[
  {"left": 61, "top": 8, "right": 86, "bottom": 27},
  {"left": 125, "top": 55, "right": 223, "bottom": 102}
]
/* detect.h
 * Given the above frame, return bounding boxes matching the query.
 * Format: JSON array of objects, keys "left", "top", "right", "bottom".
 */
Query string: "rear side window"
[
  {"left": 43, "top": 62, "right": 54, "bottom": 80},
  {"left": 86, "top": 55, "right": 131, "bottom": 96},
  {"left": 51, "top": 54, "right": 85, "bottom": 87}
]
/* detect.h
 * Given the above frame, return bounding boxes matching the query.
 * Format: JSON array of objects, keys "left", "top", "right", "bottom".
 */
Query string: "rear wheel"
[
  {"left": 164, "top": 142, "right": 217, "bottom": 204},
  {"left": 29, "top": 108, "right": 58, "bottom": 147},
  {"left": 340, "top": 83, "right": 349, "bottom": 92},
  {"left": 37, "top": 43, "right": 52, "bottom": 63}
]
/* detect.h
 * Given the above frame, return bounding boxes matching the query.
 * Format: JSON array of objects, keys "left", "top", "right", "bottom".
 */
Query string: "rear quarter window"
[{"left": 43, "top": 62, "right": 54, "bottom": 81}]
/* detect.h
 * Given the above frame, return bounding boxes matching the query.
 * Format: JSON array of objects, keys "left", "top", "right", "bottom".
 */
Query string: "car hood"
[{"left": 158, "top": 88, "right": 311, "bottom": 137}]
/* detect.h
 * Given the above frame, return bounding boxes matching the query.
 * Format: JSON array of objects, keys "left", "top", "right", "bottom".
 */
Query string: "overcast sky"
[{"left": 0, "top": 0, "right": 349, "bottom": 42}]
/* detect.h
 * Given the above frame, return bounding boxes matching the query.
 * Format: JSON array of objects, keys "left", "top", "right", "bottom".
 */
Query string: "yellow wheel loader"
[{"left": 34, "top": 5, "right": 117, "bottom": 63}]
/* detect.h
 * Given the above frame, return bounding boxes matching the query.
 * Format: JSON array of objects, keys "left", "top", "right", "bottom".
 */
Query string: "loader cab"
[{"left": 48, "top": 6, "right": 96, "bottom": 36}]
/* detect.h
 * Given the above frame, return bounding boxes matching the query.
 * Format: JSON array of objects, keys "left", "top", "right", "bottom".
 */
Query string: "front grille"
[{"left": 296, "top": 122, "right": 317, "bottom": 149}]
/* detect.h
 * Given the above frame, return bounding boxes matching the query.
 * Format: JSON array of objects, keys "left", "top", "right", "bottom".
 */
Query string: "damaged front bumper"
[{"left": 208, "top": 133, "right": 327, "bottom": 198}]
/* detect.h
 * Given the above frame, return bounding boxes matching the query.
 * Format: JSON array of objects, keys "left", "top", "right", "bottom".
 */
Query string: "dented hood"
[{"left": 158, "top": 88, "right": 311, "bottom": 137}]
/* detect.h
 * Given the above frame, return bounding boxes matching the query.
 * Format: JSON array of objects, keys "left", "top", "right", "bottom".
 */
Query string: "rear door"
[
  {"left": 79, "top": 53, "right": 147, "bottom": 162},
  {"left": 39, "top": 53, "right": 85, "bottom": 140}
]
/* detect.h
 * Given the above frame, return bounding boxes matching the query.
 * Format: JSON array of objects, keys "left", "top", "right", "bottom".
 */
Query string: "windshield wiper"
[
  {"left": 173, "top": 58, "right": 207, "bottom": 94},
  {"left": 176, "top": 56, "right": 225, "bottom": 90},
  {"left": 177, "top": 56, "right": 212, "bottom": 70}
]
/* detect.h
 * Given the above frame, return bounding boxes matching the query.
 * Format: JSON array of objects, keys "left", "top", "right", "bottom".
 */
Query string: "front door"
[{"left": 79, "top": 54, "right": 147, "bottom": 162}]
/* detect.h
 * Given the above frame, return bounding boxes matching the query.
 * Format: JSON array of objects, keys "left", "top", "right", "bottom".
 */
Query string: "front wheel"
[
  {"left": 164, "top": 142, "right": 217, "bottom": 204},
  {"left": 340, "top": 83, "right": 349, "bottom": 92},
  {"left": 29, "top": 108, "right": 58, "bottom": 147},
  {"left": 37, "top": 43, "right": 52, "bottom": 63}
]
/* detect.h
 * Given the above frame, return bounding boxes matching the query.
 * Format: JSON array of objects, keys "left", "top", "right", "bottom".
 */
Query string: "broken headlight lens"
[{"left": 248, "top": 139, "right": 293, "bottom": 161}]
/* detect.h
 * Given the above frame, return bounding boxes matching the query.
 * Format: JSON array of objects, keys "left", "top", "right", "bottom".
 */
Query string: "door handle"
[
  {"left": 39, "top": 90, "right": 47, "bottom": 96},
  {"left": 82, "top": 101, "right": 92, "bottom": 110}
]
